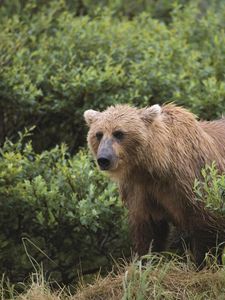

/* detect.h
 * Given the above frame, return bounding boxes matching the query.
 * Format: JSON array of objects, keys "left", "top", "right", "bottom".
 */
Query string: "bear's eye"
[
  {"left": 113, "top": 130, "right": 124, "bottom": 140},
  {"left": 96, "top": 132, "right": 103, "bottom": 141}
]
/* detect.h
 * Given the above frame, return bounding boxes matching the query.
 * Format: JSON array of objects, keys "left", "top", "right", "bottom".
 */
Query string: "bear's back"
[{"left": 200, "top": 118, "right": 225, "bottom": 156}]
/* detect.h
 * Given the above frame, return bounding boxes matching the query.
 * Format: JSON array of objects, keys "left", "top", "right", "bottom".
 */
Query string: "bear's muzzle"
[{"left": 97, "top": 139, "right": 117, "bottom": 171}]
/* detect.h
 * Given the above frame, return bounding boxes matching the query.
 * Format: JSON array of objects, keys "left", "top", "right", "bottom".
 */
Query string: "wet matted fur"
[{"left": 84, "top": 104, "right": 225, "bottom": 266}]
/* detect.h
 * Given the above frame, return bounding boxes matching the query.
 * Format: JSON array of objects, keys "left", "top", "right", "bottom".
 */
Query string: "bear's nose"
[{"left": 97, "top": 157, "right": 111, "bottom": 170}]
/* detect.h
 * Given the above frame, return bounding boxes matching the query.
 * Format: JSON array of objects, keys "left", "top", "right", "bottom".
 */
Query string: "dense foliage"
[
  {"left": 0, "top": 0, "right": 224, "bottom": 151},
  {"left": 0, "top": 130, "right": 129, "bottom": 284},
  {"left": 194, "top": 163, "right": 225, "bottom": 215}
]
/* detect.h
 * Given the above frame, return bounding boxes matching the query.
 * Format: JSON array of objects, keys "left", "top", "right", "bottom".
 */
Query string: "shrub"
[
  {"left": 0, "top": 0, "right": 189, "bottom": 20},
  {"left": 0, "top": 0, "right": 224, "bottom": 152},
  {"left": 194, "top": 162, "right": 225, "bottom": 215},
  {"left": 0, "top": 129, "right": 130, "bottom": 284}
]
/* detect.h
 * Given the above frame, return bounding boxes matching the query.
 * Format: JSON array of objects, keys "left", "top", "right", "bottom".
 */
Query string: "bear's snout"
[
  {"left": 97, "top": 157, "right": 111, "bottom": 170},
  {"left": 97, "top": 139, "right": 117, "bottom": 171}
]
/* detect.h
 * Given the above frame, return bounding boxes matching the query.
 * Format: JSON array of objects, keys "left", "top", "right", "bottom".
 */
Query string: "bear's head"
[{"left": 84, "top": 104, "right": 162, "bottom": 178}]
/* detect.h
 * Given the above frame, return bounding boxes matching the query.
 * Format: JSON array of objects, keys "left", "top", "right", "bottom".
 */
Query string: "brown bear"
[{"left": 84, "top": 103, "right": 225, "bottom": 266}]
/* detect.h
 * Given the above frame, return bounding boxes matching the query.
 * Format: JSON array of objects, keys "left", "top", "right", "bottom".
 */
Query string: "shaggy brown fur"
[{"left": 84, "top": 104, "right": 225, "bottom": 266}]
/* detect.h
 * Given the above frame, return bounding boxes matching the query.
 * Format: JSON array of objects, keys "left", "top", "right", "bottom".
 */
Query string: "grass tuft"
[{"left": 2, "top": 253, "right": 225, "bottom": 300}]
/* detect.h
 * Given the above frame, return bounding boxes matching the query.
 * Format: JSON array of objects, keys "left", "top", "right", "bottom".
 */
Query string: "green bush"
[
  {"left": 194, "top": 163, "right": 225, "bottom": 215},
  {"left": 0, "top": 0, "right": 189, "bottom": 20},
  {"left": 0, "top": 0, "right": 224, "bottom": 151},
  {"left": 0, "top": 129, "right": 129, "bottom": 284}
]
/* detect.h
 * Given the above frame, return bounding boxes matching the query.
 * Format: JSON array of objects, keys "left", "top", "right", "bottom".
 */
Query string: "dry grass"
[
  {"left": 120, "top": 255, "right": 225, "bottom": 300},
  {"left": 73, "top": 272, "right": 124, "bottom": 300},
  {"left": 2, "top": 254, "right": 225, "bottom": 300}
]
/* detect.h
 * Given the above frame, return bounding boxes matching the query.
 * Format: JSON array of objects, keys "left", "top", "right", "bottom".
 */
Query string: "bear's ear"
[
  {"left": 84, "top": 109, "right": 100, "bottom": 126},
  {"left": 140, "top": 104, "right": 162, "bottom": 123}
]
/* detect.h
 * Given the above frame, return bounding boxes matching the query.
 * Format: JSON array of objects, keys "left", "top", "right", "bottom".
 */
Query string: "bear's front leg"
[
  {"left": 120, "top": 182, "right": 170, "bottom": 256},
  {"left": 129, "top": 215, "right": 154, "bottom": 255},
  {"left": 129, "top": 213, "right": 169, "bottom": 256}
]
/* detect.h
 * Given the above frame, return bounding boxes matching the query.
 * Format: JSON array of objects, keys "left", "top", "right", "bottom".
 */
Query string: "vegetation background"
[{"left": 0, "top": 0, "right": 225, "bottom": 298}]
